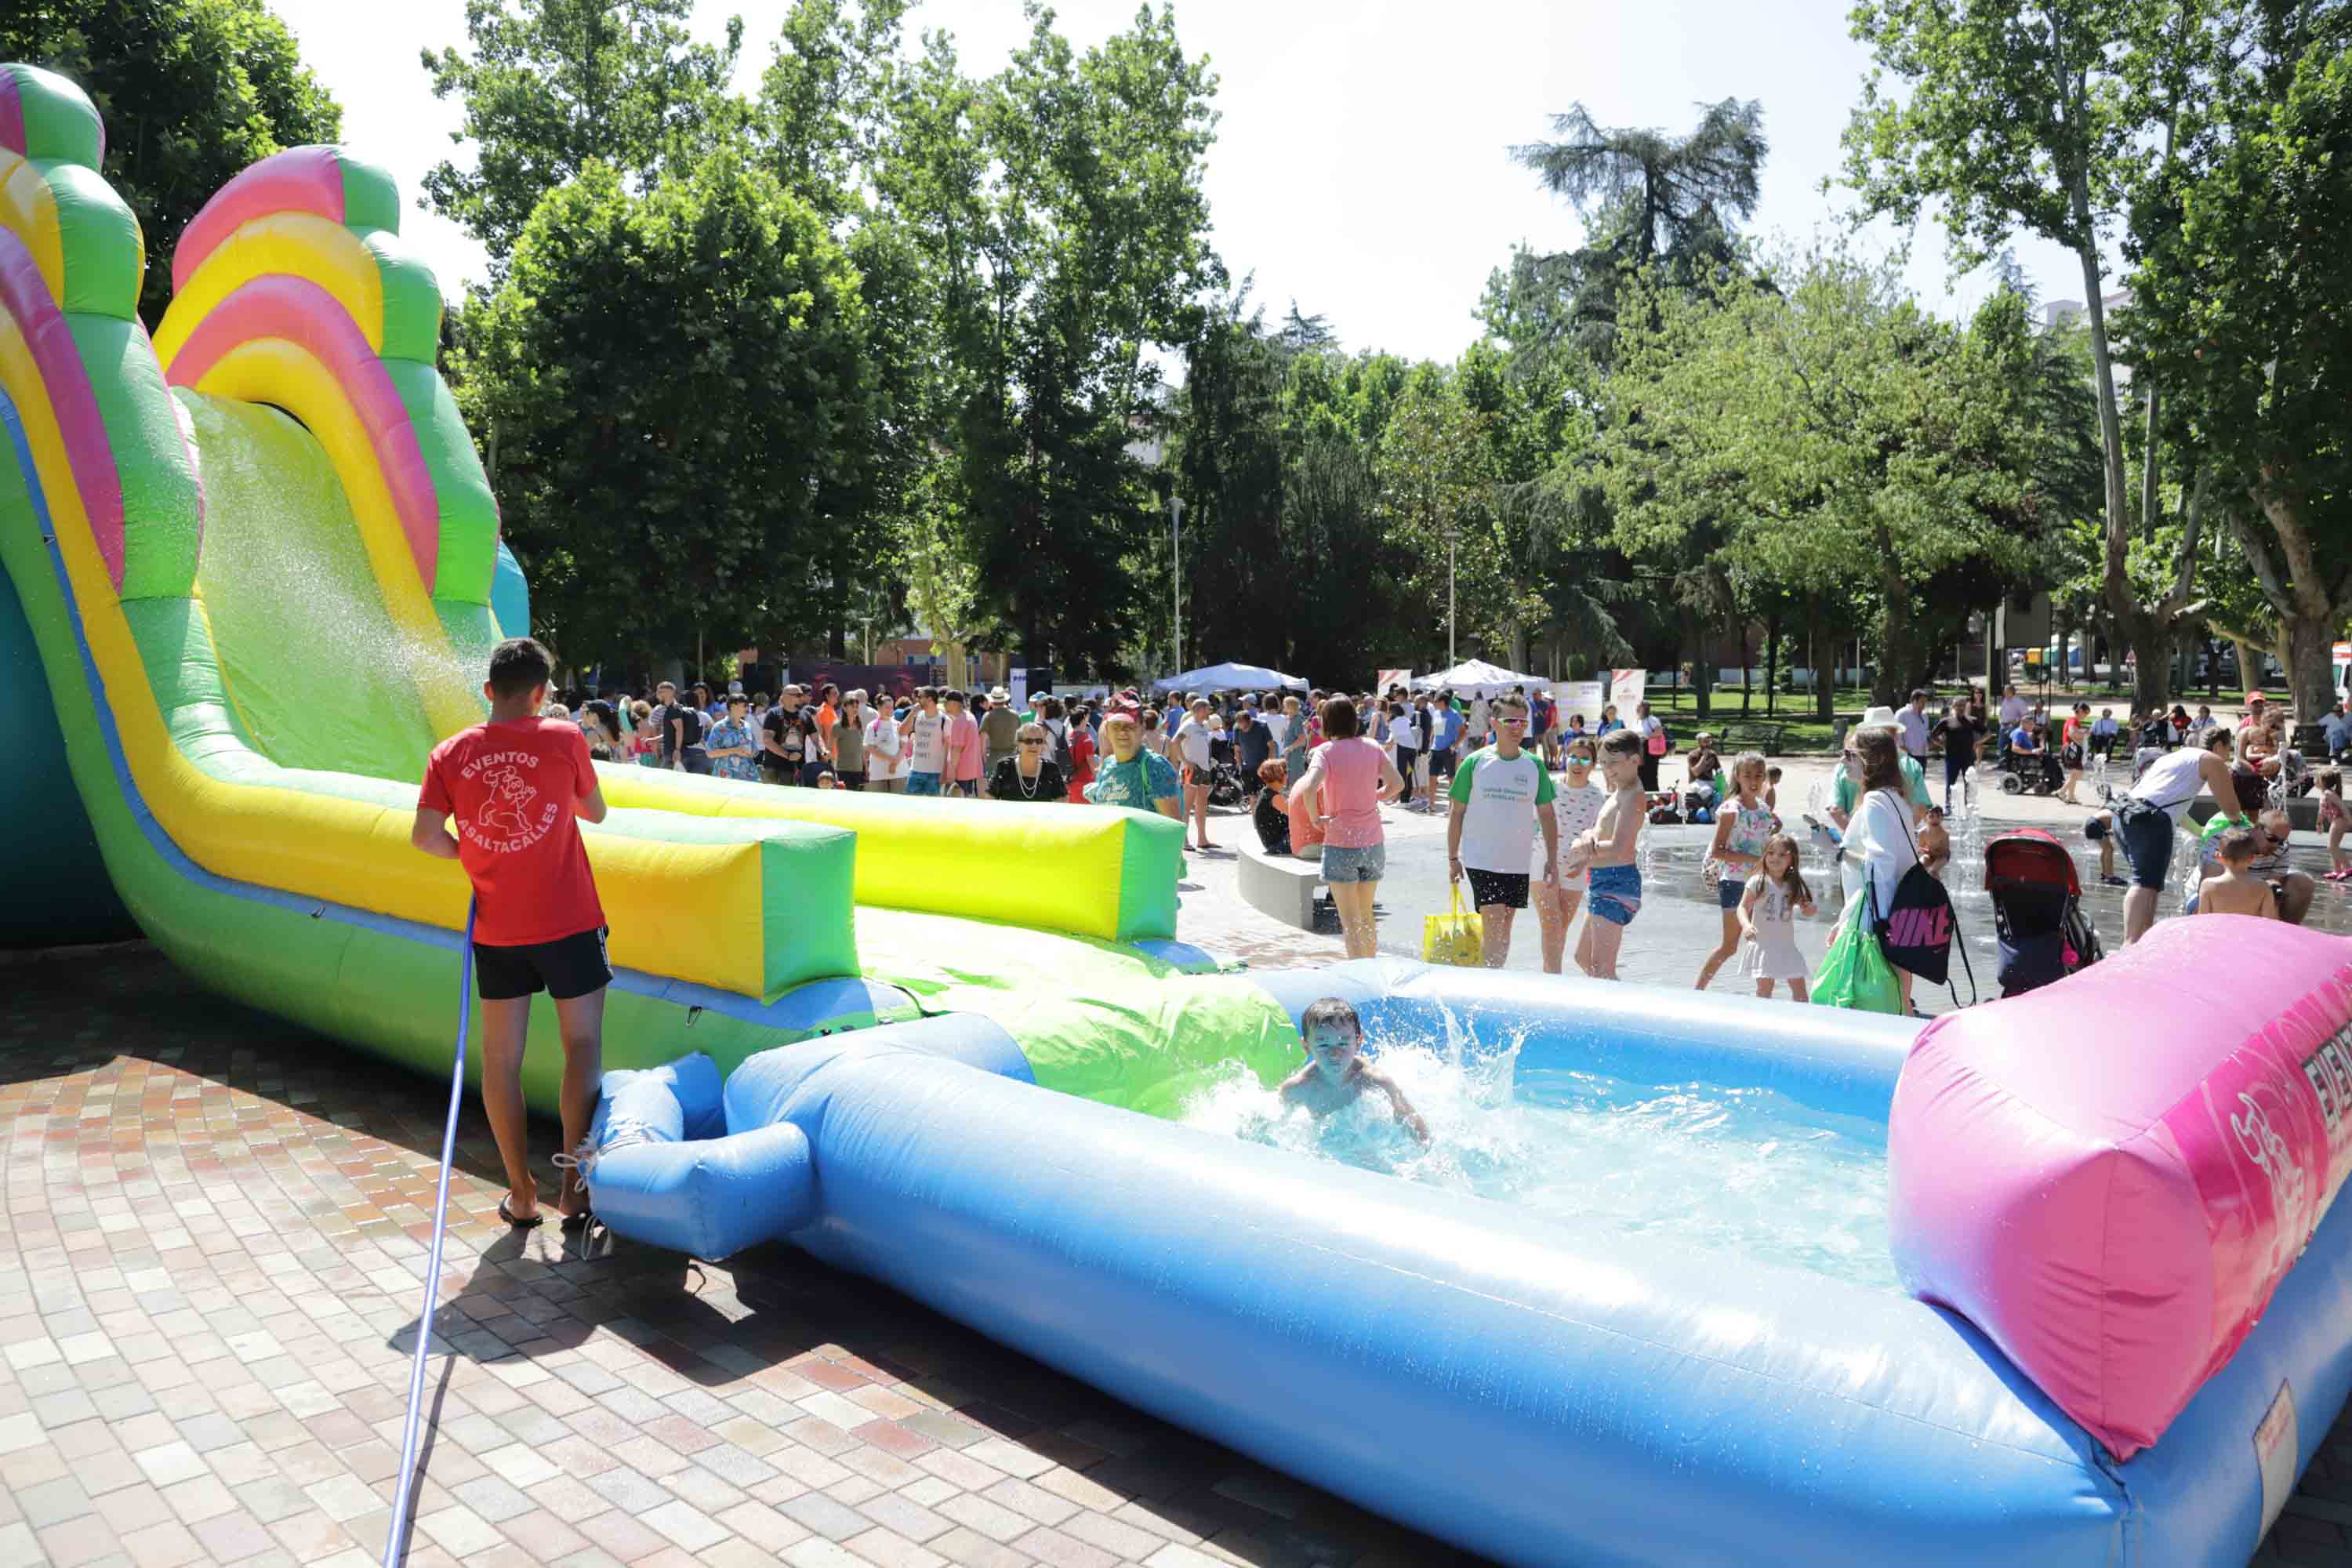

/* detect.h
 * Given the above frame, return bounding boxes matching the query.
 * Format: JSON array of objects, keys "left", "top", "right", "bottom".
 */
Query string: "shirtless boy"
[
  {"left": 1565, "top": 731, "right": 1646, "bottom": 978},
  {"left": 1277, "top": 998, "right": 1429, "bottom": 1144},
  {"left": 2198, "top": 829, "right": 2279, "bottom": 920}
]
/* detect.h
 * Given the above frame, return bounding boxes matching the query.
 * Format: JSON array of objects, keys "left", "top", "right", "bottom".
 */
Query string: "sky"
[{"left": 270, "top": 0, "right": 2092, "bottom": 365}]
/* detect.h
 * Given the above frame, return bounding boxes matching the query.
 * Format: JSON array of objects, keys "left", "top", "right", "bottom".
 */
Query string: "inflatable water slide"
[{"left": 9, "top": 63, "right": 2352, "bottom": 1568}]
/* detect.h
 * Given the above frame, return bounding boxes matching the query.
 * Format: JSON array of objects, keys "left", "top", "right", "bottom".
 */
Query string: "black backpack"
[
  {"left": 671, "top": 702, "right": 704, "bottom": 749},
  {"left": 1048, "top": 720, "right": 1075, "bottom": 775},
  {"left": 1867, "top": 806, "right": 1973, "bottom": 1000}
]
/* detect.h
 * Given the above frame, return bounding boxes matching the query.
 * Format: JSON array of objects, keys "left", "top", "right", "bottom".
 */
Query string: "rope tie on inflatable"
[
  {"left": 382, "top": 901, "right": 475, "bottom": 1568},
  {"left": 554, "top": 1116, "right": 656, "bottom": 1182}
]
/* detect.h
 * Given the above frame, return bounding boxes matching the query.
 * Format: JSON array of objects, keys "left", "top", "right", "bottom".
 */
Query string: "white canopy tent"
[
  {"left": 1151, "top": 661, "right": 1309, "bottom": 694},
  {"left": 1413, "top": 659, "right": 1551, "bottom": 698}
]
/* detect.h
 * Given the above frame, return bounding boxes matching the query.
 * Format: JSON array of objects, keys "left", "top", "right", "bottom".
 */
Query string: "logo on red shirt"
[{"left": 468, "top": 762, "right": 560, "bottom": 851}]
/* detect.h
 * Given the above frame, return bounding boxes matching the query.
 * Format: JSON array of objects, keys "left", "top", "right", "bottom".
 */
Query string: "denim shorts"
[
  {"left": 1716, "top": 877, "right": 1747, "bottom": 910},
  {"left": 2118, "top": 800, "right": 2175, "bottom": 890},
  {"left": 1321, "top": 843, "right": 1386, "bottom": 884},
  {"left": 905, "top": 771, "right": 942, "bottom": 797}
]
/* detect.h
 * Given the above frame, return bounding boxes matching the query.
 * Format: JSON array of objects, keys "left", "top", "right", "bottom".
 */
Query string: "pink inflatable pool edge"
[{"left": 1889, "top": 916, "right": 2352, "bottom": 1461}]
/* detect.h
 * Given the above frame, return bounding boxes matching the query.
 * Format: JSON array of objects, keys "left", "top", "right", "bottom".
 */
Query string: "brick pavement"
[
  {"left": 3, "top": 928, "right": 2350, "bottom": 1566},
  {"left": 0, "top": 946, "right": 1478, "bottom": 1568}
]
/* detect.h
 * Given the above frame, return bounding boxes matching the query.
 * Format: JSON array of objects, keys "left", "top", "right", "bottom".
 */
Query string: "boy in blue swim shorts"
[{"left": 1566, "top": 730, "right": 1646, "bottom": 978}]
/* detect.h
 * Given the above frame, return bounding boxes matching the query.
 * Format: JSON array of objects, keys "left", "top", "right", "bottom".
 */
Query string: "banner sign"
[
  {"left": 1556, "top": 680, "right": 1606, "bottom": 727},
  {"left": 1610, "top": 669, "right": 1647, "bottom": 716},
  {"left": 1377, "top": 669, "right": 1414, "bottom": 698}
]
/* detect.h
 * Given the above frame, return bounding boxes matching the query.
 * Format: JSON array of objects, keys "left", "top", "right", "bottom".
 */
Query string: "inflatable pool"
[{"left": 583, "top": 935, "right": 2352, "bottom": 1568}]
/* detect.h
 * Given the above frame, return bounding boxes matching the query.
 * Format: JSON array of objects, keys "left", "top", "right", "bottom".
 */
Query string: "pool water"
[{"left": 1181, "top": 1031, "right": 1901, "bottom": 1293}]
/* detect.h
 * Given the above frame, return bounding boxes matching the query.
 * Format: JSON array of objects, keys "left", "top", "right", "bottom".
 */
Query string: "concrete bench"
[{"left": 1237, "top": 841, "right": 1325, "bottom": 930}]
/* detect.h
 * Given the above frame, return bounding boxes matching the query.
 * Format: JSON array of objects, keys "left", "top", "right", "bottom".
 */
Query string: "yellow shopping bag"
[{"left": 1422, "top": 883, "right": 1484, "bottom": 967}]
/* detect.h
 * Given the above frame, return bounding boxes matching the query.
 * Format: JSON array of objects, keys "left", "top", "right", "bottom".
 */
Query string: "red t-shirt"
[
  {"left": 1065, "top": 727, "right": 1097, "bottom": 803},
  {"left": 418, "top": 717, "right": 605, "bottom": 948}
]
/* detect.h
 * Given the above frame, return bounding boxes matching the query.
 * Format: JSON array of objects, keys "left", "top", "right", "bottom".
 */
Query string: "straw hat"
[
  {"left": 988, "top": 686, "right": 1012, "bottom": 703},
  {"left": 1857, "top": 705, "right": 1902, "bottom": 733}
]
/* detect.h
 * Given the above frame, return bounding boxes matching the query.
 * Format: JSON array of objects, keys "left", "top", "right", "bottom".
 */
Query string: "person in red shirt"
[
  {"left": 412, "top": 637, "right": 610, "bottom": 1229},
  {"left": 1064, "top": 702, "right": 1098, "bottom": 802}
]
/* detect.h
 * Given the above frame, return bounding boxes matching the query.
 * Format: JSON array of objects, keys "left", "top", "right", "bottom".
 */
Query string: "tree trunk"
[
  {"left": 1808, "top": 595, "right": 1831, "bottom": 724},
  {"left": 2230, "top": 637, "right": 2257, "bottom": 698},
  {"left": 2074, "top": 228, "right": 2177, "bottom": 719},
  {"left": 1871, "top": 526, "right": 1907, "bottom": 709},
  {"left": 1764, "top": 603, "right": 1781, "bottom": 718},
  {"left": 1682, "top": 605, "right": 1709, "bottom": 720}
]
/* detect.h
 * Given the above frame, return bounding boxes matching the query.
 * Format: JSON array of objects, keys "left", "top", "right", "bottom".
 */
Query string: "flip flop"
[
  {"left": 497, "top": 1197, "right": 543, "bottom": 1229},
  {"left": 559, "top": 1207, "right": 594, "bottom": 1231}
]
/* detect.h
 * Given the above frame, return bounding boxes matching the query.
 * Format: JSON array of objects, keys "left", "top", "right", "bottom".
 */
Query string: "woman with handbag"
[
  {"left": 1636, "top": 701, "right": 1667, "bottom": 793},
  {"left": 1841, "top": 730, "right": 1925, "bottom": 1014}
]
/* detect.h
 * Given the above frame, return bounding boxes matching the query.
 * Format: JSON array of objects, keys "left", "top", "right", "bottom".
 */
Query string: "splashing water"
[{"left": 1181, "top": 1029, "right": 1900, "bottom": 1293}]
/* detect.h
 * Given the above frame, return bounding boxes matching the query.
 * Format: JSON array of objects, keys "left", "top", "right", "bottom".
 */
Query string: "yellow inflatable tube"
[{"left": 600, "top": 768, "right": 1184, "bottom": 942}]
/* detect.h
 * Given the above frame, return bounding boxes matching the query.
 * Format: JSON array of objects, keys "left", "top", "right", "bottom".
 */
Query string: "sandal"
[{"left": 497, "top": 1196, "right": 543, "bottom": 1229}]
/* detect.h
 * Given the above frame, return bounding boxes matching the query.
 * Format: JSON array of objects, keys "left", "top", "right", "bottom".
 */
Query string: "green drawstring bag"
[{"left": 1812, "top": 887, "right": 1903, "bottom": 1014}]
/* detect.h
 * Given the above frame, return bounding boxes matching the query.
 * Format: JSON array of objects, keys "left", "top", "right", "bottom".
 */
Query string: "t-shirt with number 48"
[{"left": 1447, "top": 746, "right": 1557, "bottom": 873}]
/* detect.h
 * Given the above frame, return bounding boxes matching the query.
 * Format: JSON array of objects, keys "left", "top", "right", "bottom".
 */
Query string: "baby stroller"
[{"left": 1986, "top": 829, "right": 2104, "bottom": 997}]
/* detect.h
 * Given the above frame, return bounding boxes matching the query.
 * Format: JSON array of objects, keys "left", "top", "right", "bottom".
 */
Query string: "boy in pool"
[{"left": 1277, "top": 998, "right": 1429, "bottom": 1143}]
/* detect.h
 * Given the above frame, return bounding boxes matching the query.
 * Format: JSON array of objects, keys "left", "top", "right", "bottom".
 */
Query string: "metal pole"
[
  {"left": 1447, "top": 533, "right": 1457, "bottom": 667},
  {"left": 1171, "top": 495, "right": 1183, "bottom": 677}
]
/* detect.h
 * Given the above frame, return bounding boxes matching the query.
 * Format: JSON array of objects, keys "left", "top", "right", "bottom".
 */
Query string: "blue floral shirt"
[
  {"left": 706, "top": 717, "right": 760, "bottom": 782},
  {"left": 1085, "top": 749, "right": 1181, "bottom": 812}
]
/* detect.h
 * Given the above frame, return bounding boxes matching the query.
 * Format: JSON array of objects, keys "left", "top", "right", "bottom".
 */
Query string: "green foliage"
[
  {"left": 421, "top": 0, "right": 745, "bottom": 265},
  {"left": 0, "top": 0, "right": 343, "bottom": 328},
  {"left": 1600, "top": 249, "right": 2038, "bottom": 705},
  {"left": 1488, "top": 98, "right": 1769, "bottom": 372},
  {"left": 880, "top": 2, "right": 1222, "bottom": 676},
  {"left": 2124, "top": 0, "right": 2352, "bottom": 712},
  {"left": 450, "top": 153, "right": 873, "bottom": 664},
  {"left": 1842, "top": 0, "right": 2215, "bottom": 710}
]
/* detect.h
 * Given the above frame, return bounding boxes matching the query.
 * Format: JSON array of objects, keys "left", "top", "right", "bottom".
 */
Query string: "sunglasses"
[{"left": 1019, "top": 738, "right": 1046, "bottom": 746}]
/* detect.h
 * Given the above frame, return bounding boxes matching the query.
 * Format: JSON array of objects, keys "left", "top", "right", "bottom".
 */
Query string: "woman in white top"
[
  {"left": 1840, "top": 729, "right": 1922, "bottom": 1013},
  {"left": 862, "top": 699, "right": 905, "bottom": 791}
]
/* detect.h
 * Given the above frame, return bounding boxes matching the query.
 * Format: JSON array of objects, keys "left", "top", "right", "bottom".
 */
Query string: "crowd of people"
[{"left": 542, "top": 669, "right": 2345, "bottom": 1011}]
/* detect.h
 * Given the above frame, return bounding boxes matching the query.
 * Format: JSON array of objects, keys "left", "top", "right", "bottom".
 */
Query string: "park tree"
[
  {"left": 1602, "top": 250, "right": 2036, "bottom": 710},
  {"left": 451, "top": 153, "right": 874, "bottom": 670},
  {"left": 1842, "top": 0, "right": 2212, "bottom": 711},
  {"left": 0, "top": 0, "right": 343, "bottom": 329},
  {"left": 2125, "top": 0, "right": 2352, "bottom": 720},
  {"left": 421, "top": 0, "right": 745, "bottom": 267},
  {"left": 877, "top": 5, "right": 1222, "bottom": 678},
  {"left": 1486, "top": 97, "right": 1768, "bottom": 372}
]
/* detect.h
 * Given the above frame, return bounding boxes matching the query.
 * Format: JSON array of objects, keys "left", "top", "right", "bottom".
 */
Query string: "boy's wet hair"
[
  {"left": 487, "top": 637, "right": 555, "bottom": 699},
  {"left": 1301, "top": 997, "right": 1360, "bottom": 1038},
  {"left": 1601, "top": 730, "right": 1643, "bottom": 760},
  {"left": 2220, "top": 829, "right": 2261, "bottom": 863}
]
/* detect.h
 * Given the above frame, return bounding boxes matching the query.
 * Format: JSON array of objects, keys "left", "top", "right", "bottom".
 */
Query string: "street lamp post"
[
  {"left": 1446, "top": 524, "right": 1458, "bottom": 668},
  {"left": 1170, "top": 494, "right": 1184, "bottom": 678}
]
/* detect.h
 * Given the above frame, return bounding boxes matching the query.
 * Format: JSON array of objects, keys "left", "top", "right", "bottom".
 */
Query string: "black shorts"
[
  {"left": 1432, "top": 746, "right": 1458, "bottom": 778},
  {"left": 1465, "top": 867, "right": 1530, "bottom": 910},
  {"left": 474, "top": 927, "right": 612, "bottom": 1002}
]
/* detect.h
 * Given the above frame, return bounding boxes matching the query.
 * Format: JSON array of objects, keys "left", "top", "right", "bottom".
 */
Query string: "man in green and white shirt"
[{"left": 1446, "top": 695, "right": 1559, "bottom": 967}]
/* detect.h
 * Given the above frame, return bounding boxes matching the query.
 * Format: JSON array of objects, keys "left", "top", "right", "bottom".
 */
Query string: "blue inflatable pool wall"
[{"left": 585, "top": 961, "right": 2352, "bottom": 1567}]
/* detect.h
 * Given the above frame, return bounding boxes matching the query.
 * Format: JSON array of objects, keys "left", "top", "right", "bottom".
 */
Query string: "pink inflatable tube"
[
  {"left": 165, "top": 273, "right": 440, "bottom": 590},
  {"left": 1890, "top": 916, "right": 2352, "bottom": 1460}
]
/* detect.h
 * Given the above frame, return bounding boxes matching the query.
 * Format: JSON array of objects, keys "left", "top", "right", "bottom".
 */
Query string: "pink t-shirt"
[
  {"left": 946, "top": 713, "right": 984, "bottom": 781},
  {"left": 1313, "top": 737, "right": 1385, "bottom": 849}
]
